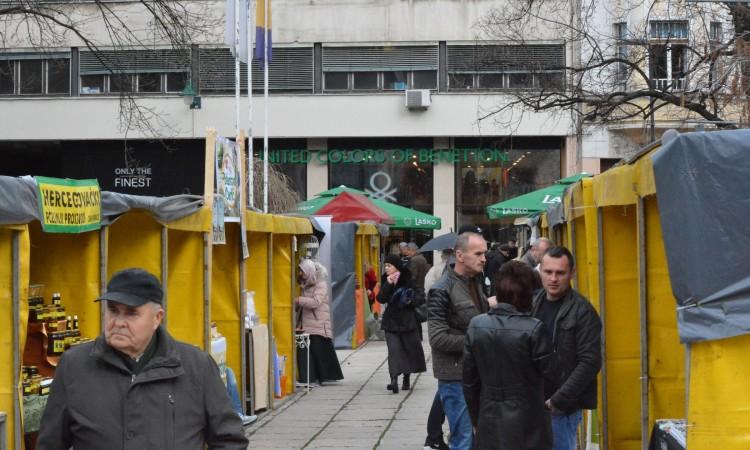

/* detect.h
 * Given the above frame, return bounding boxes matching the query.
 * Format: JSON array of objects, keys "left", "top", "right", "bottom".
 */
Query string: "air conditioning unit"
[{"left": 405, "top": 89, "right": 431, "bottom": 109}]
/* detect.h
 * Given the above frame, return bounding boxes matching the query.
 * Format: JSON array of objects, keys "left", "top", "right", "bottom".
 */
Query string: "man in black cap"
[{"left": 37, "top": 268, "right": 248, "bottom": 450}]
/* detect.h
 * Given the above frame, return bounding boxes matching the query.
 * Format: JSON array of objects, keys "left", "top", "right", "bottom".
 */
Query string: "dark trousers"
[{"left": 427, "top": 390, "right": 446, "bottom": 441}]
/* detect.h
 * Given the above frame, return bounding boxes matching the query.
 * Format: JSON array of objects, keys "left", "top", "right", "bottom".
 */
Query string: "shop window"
[
  {"left": 47, "top": 59, "right": 70, "bottom": 94},
  {"left": 383, "top": 71, "right": 408, "bottom": 90},
  {"left": 137, "top": 73, "right": 162, "bottom": 93},
  {"left": 324, "top": 72, "right": 348, "bottom": 90},
  {"left": 0, "top": 60, "right": 13, "bottom": 94},
  {"left": 353, "top": 72, "right": 378, "bottom": 90},
  {"left": 412, "top": 70, "right": 437, "bottom": 89},
  {"left": 19, "top": 60, "right": 43, "bottom": 94}
]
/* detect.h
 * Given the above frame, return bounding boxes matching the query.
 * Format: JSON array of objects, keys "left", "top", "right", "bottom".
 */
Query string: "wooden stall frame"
[
  {"left": 99, "top": 226, "right": 108, "bottom": 333},
  {"left": 596, "top": 206, "right": 609, "bottom": 450},
  {"left": 267, "top": 234, "right": 274, "bottom": 410},
  {"left": 637, "top": 197, "right": 650, "bottom": 450}
]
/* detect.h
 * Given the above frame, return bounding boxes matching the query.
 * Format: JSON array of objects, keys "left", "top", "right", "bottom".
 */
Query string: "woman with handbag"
[
  {"left": 376, "top": 255, "right": 427, "bottom": 394},
  {"left": 295, "top": 258, "right": 344, "bottom": 386}
]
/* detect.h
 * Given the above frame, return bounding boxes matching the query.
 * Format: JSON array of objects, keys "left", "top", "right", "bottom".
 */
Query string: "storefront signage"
[
  {"left": 365, "top": 171, "right": 397, "bottom": 201},
  {"left": 260, "top": 148, "right": 511, "bottom": 164},
  {"left": 113, "top": 166, "right": 152, "bottom": 188},
  {"left": 35, "top": 176, "right": 101, "bottom": 233}
]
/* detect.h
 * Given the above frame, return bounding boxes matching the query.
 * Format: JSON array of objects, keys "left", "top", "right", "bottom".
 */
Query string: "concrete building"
[{"left": 0, "top": 0, "right": 582, "bottom": 242}]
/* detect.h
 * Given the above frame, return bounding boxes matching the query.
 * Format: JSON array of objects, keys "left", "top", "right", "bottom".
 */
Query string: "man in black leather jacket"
[
  {"left": 532, "top": 246, "right": 602, "bottom": 450},
  {"left": 428, "top": 232, "right": 489, "bottom": 450}
]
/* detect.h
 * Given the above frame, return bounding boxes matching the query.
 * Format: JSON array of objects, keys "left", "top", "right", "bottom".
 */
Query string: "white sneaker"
[{"left": 239, "top": 414, "right": 257, "bottom": 425}]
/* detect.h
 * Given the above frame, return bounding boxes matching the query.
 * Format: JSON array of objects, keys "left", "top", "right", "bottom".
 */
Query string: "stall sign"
[
  {"left": 215, "top": 137, "right": 241, "bottom": 222},
  {"left": 35, "top": 176, "right": 101, "bottom": 233}
]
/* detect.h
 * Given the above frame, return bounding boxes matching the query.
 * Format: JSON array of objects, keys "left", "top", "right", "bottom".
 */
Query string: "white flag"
[{"left": 224, "top": 0, "right": 249, "bottom": 63}]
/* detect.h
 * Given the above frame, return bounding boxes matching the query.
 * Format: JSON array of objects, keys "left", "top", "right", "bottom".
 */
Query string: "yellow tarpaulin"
[
  {"left": 271, "top": 233, "right": 294, "bottom": 396},
  {"left": 1, "top": 226, "right": 30, "bottom": 450},
  {"left": 108, "top": 211, "right": 162, "bottom": 280},
  {"left": 689, "top": 333, "right": 750, "bottom": 449},
  {"left": 166, "top": 228, "right": 206, "bottom": 347},
  {"left": 644, "top": 197, "right": 685, "bottom": 424},
  {"left": 212, "top": 223, "right": 242, "bottom": 384},
  {"left": 246, "top": 211, "right": 274, "bottom": 233},
  {"left": 272, "top": 215, "right": 312, "bottom": 235}
]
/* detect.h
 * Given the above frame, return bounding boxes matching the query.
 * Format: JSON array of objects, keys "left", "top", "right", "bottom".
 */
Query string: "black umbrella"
[{"left": 418, "top": 232, "right": 458, "bottom": 253}]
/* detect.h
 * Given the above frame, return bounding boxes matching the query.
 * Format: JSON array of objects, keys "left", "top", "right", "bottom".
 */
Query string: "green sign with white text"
[{"left": 259, "top": 148, "right": 511, "bottom": 164}]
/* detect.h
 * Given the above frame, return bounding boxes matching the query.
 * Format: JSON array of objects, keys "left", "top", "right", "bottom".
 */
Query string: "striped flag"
[{"left": 254, "top": 0, "right": 272, "bottom": 64}]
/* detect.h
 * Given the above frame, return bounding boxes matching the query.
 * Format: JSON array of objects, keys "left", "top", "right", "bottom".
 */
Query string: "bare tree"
[
  {"left": 476, "top": 0, "right": 749, "bottom": 131},
  {"left": 0, "top": 0, "right": 220, "bottom": 136}
]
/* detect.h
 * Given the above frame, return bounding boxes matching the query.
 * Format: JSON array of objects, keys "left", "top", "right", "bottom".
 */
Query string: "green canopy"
[
  {"left": 294, "top": 185, "right": 441, "bottom": 229},
  {"left": 486, "top": 173, "right": 591, "bottom": 219},
  {"left": 370, "top": 198, "right": 441, "bottom": 230}
]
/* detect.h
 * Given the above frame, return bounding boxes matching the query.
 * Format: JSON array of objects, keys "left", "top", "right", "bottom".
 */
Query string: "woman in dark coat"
[
  {"left": 376, "top": 254, "right": 427, "bottom": 394},
  {"left": 462, "top": 261, "right": 560, "bottom": 450}
]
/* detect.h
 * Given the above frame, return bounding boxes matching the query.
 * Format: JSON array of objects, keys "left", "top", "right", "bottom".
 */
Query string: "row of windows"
[{"left": 1, "top": 44, "right": 566, "bottom": 97}]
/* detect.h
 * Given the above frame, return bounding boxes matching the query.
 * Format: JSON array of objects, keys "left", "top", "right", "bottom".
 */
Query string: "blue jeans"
[
  {"left": 225, "top": 367, "right": 243, "bottom": 416},
  {"left": 437, "top": 381, "right": 473, "bottom": 450},
  {"left": 551, "top": 409, "right": 582, "bottom": 450}
]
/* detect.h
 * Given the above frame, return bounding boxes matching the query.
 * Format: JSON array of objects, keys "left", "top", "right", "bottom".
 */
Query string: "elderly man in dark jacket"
[
  {"left": 37, "top": 268, "right": 248, "bottom": 450},
  {"left": 533, "top": 247, "right": 602, "bottom": 450},
  {"left": 428, "top": 232, "right": 489, "bottom": 450}
]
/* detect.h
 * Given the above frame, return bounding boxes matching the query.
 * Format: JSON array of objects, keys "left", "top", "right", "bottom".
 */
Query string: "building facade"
[{"left": 1, "top": 0, "right": 581, "bottom": 242}]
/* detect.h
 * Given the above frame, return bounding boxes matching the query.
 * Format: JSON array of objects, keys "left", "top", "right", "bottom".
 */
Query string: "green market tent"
[
  {"left": 295, "top": 185, "right": 441, "bottom": 230},
  {"left": 486, "top": 173, "right": 591, "bottom": 219}
]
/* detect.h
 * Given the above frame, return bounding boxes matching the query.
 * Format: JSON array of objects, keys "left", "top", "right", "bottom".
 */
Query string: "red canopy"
[{"left": 316, "top": 191, "right": 395, "bottom": 224}]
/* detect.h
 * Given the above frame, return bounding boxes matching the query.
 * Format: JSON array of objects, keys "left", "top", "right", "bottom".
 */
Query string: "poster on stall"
[
  {"left": 213, "top": 196, "right": 226, "bottom": 244},
  {"left": 35, "top": 176, "right": 101, "bottom": 233},
  {"left": 215, "top": 137, "right": 241, "bottom": 222}
]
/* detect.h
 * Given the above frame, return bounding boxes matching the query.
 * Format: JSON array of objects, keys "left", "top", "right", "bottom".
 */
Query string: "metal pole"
[
  {"left": 247, "top": 0, "right": 254, "bottom": 208},
  {"left": 267, "top": 234, "right": 274, "bottom": 409},
  {"left": 262, "top": 0, "right": 269, "bottom": 213},
  {"left": 11, "top": 231, "right": 21, "bottom": 450},
  {"left": 161, "top": 226, "right": 169, "bottom": 326},
  {"left": 100, "top": 226, "right": 108, "bottom": 332},
  {"left": 597, "top": 207, "right": 608, "bottom": 450},
  {"left": 234, "top": 0, "right": 241, "bottom": 137},
  {"left": 204, "top": 232, "right": 211, "bottom": 351},
  {"left": 637, "top": 197, "right": 650, "bottom": 450},
  {"left": 239, "top": 259, "right": 247, "bottom": 414}
]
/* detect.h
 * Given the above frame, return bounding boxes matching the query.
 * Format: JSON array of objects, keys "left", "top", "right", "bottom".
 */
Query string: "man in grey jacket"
[
  {"left": 37, "top": 268, "right": 248, "bottom": 450},
  {"left": 428, "top": 232, "right": 489, "bottom": 450}
]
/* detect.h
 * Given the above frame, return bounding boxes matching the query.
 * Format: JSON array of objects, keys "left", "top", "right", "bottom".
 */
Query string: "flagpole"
[
  {"left": 234, "top": 0, "right": 241, "bottom": 138},
  {"left": 247, "top": 0, "right": 254, "bottom": 208},
  {"left": 262, "top": 0, "right": 269, "bottom": 213}
]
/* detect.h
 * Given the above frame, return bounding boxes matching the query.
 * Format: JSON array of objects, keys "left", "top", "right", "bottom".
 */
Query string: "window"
[
  {"left": 649, "top": 21, "right": 688, "bottom": 90},
  {"left": 80, "top": 49, "right": 190, "bottom": 95},
  {"left": 710, "top": 22, "right": 722, "bottom": 42},
  {"left": 0, "top": 56, "right": 71, "bottom": 95},
  {"left": 383, "top": 71, "right": 407, "bottom": 90},
  {"left": 166, "top": 72, "right": 188, "bottom": 92},
  {"left": 324, "top": 72, "right": 348, "bottom": 90},
  {"left": 447, "top": 45, "right": 565, "bottom": 92},
  {"left": 0, "top": 60, "right": 14, "bottom": 94},
  {"left": 412, "top": 70, "right": 437, "bottom": 89},
  {"left": 137, "top": 73, "right": 161, "bottom": 93},
  {"left": 614, "top": 22, "right": 629, "bottom": 84},
  {"left": 353, "top": 72, "right": 378, "bottom": 90},
  {"left": 322, "top": 46, "right": 438, "bottom": 93},
  {"left": 81, "top": 75, "right": 105, "bottom": 94},
  {"left": 47, "top": 59, "right": 70, "bottom": 94},
  {"left": 650, "top": 21, "right": 689, "bottom": 39}
]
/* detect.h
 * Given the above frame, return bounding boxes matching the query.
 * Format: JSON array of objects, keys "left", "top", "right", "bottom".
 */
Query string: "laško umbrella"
[
  {"left": 295, "top": 185, "right": 440, "bottom": 230},
  {"left": 485, "top": 173, "right": 591, "bottom": 220},
  {"left": 314, "top": 191, "right": 394, "bottom": 224}
]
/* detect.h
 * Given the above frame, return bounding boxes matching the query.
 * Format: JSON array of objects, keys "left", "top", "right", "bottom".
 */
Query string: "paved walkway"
[{"left": 244, "top": 329, "right": 439, "bottom": 449}]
